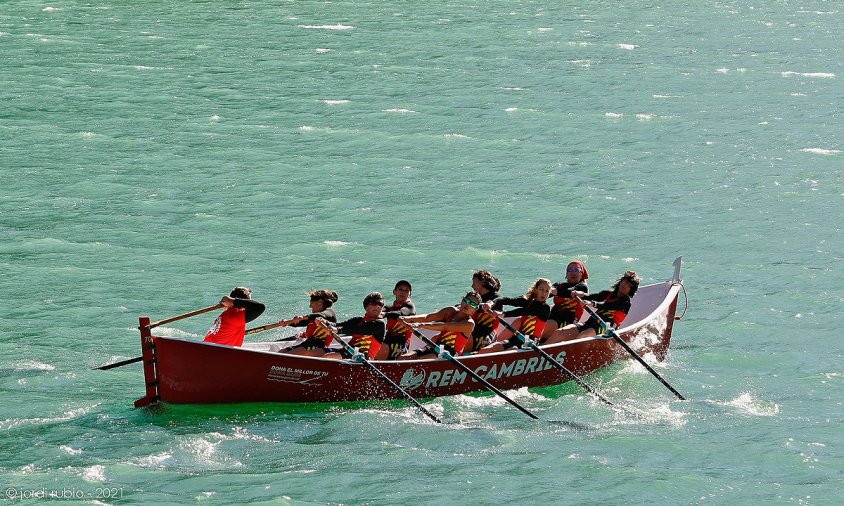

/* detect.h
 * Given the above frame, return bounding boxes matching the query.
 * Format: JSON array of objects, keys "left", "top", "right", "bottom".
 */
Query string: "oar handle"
[
  {"left": 575, "top": 296, "right": 686, "bottom": 401},
  {"left": 316, "top": 321, "right": 357, "bottom": 357},
  {"left": 245, "top": 319, "right": 294, "bottom": 335},
  {"left": 409, "top": 327, "right": 539, "bottom": 420},
  {"left": 146, "top": 303, "right": 225, "bottom": 329},
  {"left": 495, "top": 316, "right": 615, "bottom": 407}
]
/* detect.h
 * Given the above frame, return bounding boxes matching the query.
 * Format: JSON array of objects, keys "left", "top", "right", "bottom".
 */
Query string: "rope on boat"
[{"left": 674, "top": 281, "right": 689, "bottom": 321}]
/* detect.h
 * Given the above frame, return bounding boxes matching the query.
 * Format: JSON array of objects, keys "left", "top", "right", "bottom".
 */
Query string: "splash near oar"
[
  {"left": 409, "top": 327, "right": 540, "bottom": 420},
  {"left": 495, "top": 316, "right": 616, "bottom": 407},
  {"left": 318, "top": 322, "right": 443, "bottom": 424},
  {"left": 577, "top": 297, "right": 686, "bottom": 401}
]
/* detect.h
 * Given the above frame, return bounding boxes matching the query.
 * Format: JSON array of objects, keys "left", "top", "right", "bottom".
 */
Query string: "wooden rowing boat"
[{"left": 134, "top": 258, "right": 685, "bottom": 407}]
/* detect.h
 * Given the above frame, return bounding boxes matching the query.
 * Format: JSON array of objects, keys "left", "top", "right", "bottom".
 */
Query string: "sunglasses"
[
  {"left": 461, "top": 297, "right": 479, "bottom": 309},
  {"left": 566, "top": 267, "right": 582, "bottom": 273}
]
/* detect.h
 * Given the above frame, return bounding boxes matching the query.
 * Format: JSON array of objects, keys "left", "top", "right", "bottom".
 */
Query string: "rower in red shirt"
[{"left": 203, "top": 287, "right": 266, "bottom": 347}]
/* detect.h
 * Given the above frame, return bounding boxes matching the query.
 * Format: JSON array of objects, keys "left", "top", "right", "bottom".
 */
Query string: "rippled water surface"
[{"left": 1, "top": 0, "right": 842, "bottom": 504}]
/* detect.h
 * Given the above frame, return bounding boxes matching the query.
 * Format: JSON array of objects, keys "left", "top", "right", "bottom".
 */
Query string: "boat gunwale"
[{"left": 147, "top": 280, "right": 682, "bottom": 366}]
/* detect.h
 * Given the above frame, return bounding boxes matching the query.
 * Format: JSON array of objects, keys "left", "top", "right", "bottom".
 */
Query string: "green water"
[{"left": 1, "top": 0, "right": 842, "bottom": 504}]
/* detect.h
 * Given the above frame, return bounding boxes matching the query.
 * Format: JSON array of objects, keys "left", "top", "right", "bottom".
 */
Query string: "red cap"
[{"left": 568, "top": 260, "right": 589, "bottom": 280}]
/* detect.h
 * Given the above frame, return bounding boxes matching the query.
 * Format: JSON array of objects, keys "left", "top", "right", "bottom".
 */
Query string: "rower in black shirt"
[
  {"left": 542, "top": 260, "right": 589, "bottom": 340},
  {"left": 478, "top": 278, "right": 552, "bottom": 354},
  {"left": 544, "top": 271, "right": 640, "bottom": 344},
  {"left": 277, "top": 289, "right": 339, "bottom": 357},
  {"left": 465, "top": 270, "right": 503, "bottom": 353},
  {"left": 323, "top": 292, "right": 387, "bottom": 360},
  {"left": 376, "top": 280, "right": 417, "bottom": 360}
]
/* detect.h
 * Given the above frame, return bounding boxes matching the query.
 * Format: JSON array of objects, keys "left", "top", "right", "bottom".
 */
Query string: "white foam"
[
  {"left": 722, "top": 392, "right": 779, "bottom": 416},
  {"left": 444, "top": 133, "right": 470, "bottom": 139},
  {"left": 182, "top": 437, "right": 244, "bottom": 469},
  {"left": 0, "top": 404, "right": 98, "bottom": 431},
  {"left": 82, "top": 465, "right": 106, "bottom": 482},
  {"left": 618, "top": 43, "right": 638, "bottom": 50},
  {"left": 60, "top": 445, "right": 83, "bottom": 456},
  {"left": 382, "top": 108, "right": 417, "bottom": 113},
  {"left": 155, "top": 327, "right": 199, "bottom": 338},
  {"left": 11, "top": 360, "right": 55, "bottom": 371},
  {"left": 297, "top": 24, "right": 354, "bottom": 30},
  {"left": 324, "top": 240, "right": 352, "bottom": 246},
  {"left": 133, "top": 452, "right": 172, "bottom": 469},
  {"left": 315, "top": 48, "right": 331, "bottom": 53},
  {"left": 605, "top": 112, "right": 623, "bottom": 118},
  {"left": 800, "top": 148, "right": 841, "bottom": 155},
  {"left": 781, "top": 71, "right": 835, "bottom": 78},
  {"left": 322, "top": 99, "right": 350, "bottom": 105}
]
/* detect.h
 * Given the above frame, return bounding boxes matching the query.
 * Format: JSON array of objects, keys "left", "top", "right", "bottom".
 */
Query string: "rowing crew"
[{"left": 202, "top": 263, "right": 641, "bottom": 361}]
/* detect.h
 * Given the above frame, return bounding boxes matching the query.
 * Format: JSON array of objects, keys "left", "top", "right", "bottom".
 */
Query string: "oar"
[
  {"left": 318, "top": 322, "right": 443, "bottom": 424},
  {"left": 576, "top": 297, "right": 686, "bottom": 400},
  {"left": 409, "top": 327, "right": 539, "bottom": 420},
  {"left": 93, "top": 356, "right": 143, "bottom": 370},
  {"left": 94, "top": 303, "right": 226, "bottom": 371},
  {"left": 246, "top": 319, "right": 294, "bottom": 335},
  {"left": 147, "top": 303, "right": 225, "bottom": 329},
  {"left": 495, "top": 316, "right": 615, "bottom": 407}
]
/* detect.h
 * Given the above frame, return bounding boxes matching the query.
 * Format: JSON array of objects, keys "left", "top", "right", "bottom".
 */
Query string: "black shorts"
[
  {"left": 468, "top": 332, "right": 495, "bottom": 353},
  {"left": 411, "top": 344, "right": 457, "bottom": 358},
  {"left": 382, "top": 339, "right": 409, "bottom": 360},
  {"left": 283, "top": 338, "right": 327, "bottom": 352},
  {"left": 501, "top": 336, "right": 524, "bottom": 350},
  {"left": 548, "top": 306, "right": 576, "bottom": 328},
  {"left": 575, "top": 317, "right": 604, "bottom": 334}
]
